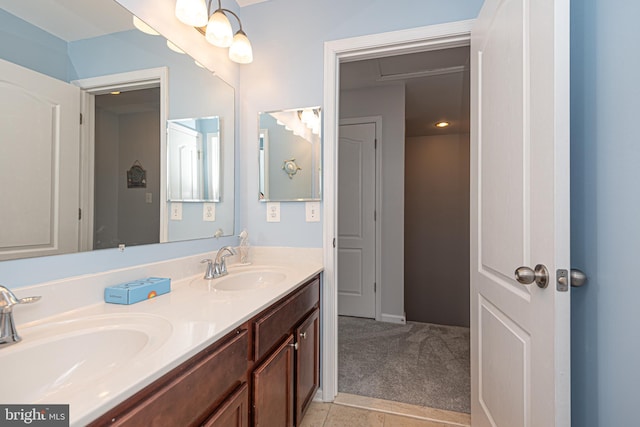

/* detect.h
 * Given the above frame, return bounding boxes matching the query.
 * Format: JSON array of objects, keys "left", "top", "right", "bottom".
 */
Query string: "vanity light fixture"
[
  {"left": 435, "top": 121, "right": 450, "bottom": 128},
  {"left": 175, "top": 0, "right": 209, "bottom": 27},
  {"left": 175, "top": 0, "right": 254, "bottom": 64}
]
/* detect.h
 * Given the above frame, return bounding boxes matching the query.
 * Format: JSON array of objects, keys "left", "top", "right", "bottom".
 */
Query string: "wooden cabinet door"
[
  {"left": 252, "top": 335, "right": 294, "bottom": 427},
  {"left": 203, "top": 383, "right": 249, "bottom": 427},
  {"left": 295, "top": 308, "right": 320, "bottom": 424}
]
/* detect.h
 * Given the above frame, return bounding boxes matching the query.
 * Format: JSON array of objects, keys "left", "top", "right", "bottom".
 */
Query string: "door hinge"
[
  {"left": 374, "top": 138, "right": 377, "bottom": 149},
  {"left": 374, "top": 210, "right": 376, "bottom": 221},
  {"left": 79, "top": 113, "right": 83, "bottom": 125},
  {"left": 374, "top": 282, "right": 377, "bottom": 293},
  {"left": 78, "top": 208, "right": 82, "bottom": 220},
  {"left": 333, "top": 238, "right": 336, "bottom": 248}
]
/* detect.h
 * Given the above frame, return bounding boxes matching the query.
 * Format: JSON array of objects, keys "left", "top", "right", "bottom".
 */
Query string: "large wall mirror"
[
  {"left": 258, "top": 107, "right": 322, "bottom": 202},
  {"left": 0, "top": 0, "right": 235, "bottom": 260}
]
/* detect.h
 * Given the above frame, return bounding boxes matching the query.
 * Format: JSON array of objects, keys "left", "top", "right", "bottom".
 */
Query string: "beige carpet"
[{"left": 338, "top": 316, "right": 470, "bottom": 413}]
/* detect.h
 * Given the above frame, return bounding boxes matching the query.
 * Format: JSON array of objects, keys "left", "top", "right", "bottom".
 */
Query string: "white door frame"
[
  {"left": 338, "top": 117, "right": 382, "bottom": 321},
  {"left": 322, "top": 20, "right": 474, "bottom": 401},
  {"left": 72, "top": 67, "right": 169, "bottom": 249}
]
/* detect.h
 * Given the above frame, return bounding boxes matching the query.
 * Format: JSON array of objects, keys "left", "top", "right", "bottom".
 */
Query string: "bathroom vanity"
[
  {"left": 88, "top": 274, "right": 320, "bottom": 427},
  {"left": 2, "top": 247, "right": 322, "bottom": 427}
]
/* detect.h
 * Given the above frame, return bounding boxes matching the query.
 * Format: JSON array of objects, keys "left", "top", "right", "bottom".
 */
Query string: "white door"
[
  {"left": 338, "top": 122, "right": 376, "bottom": 318},
  {"left": 0, "top": 58, "right": 81, "bottom": 260},
  {"left": 470, "top": 0, "right": 570, "bottom": 426}
]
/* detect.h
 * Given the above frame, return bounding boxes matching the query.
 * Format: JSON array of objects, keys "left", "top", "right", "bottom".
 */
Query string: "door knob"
[
  {"left": 514, "top": 264, "right": 549, "bottom": 289},
  {"left": 570, "top": 269, "right": 587, "bottom": 287}
]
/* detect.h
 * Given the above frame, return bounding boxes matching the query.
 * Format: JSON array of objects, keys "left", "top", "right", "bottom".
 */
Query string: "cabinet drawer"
[
  {"left": 253, "top": 276, "right": 319, "bottom": 361},
  {"left": 90, "top": 328, "right": 248, "bottom": 427}
]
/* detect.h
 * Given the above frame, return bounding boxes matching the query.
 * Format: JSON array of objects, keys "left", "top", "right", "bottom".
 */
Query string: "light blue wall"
[
  {"left": 238, "top": 0, "right": 484, "bottom": 247},
  {"left": 0, "top": 9, "right": 70, "bottom": 81},
  {"left": 570, "top": 0, "right": 640, "bottom": 425}
]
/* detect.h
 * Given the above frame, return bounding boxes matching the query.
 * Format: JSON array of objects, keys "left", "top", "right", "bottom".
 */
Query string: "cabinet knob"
[
  {"left": 289, "top": 342, "right": 298, "bottom": 350},
  {"left": 300, "top": 332, "right": 307, "bottom": 339}
]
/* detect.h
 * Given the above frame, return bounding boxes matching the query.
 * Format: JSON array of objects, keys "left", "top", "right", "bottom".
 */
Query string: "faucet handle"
[
  {"left": 201, "top": 259, "right": 215, "bottom": 280},
  {"left": 18, "top": 296, "right": 41, "bottom": 304},
  {"left": 0, "top": 286, "right": 41, "bottom": 312}
]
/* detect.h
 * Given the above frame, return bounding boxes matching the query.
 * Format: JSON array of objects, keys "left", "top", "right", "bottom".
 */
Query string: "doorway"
[
  {"left": 93, "top": 87, "right": 161, "bottom": 249},
  {"left": 73, "top": 67, "right": 168, "bottom": 250},
  {"left": 321, "top": 19, "right": 475, "bottom": 414},
  {"left": 335, "top": 45, "right": 471, "bottom": 415}
]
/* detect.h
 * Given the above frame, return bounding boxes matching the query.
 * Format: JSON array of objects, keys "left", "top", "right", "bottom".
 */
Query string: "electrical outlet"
[
  {"left": 203, "top": 203, "right": 216, "bottom": 221},
  {"left": 170, "top": 202, "right": 182, "bottom": 220},
  {"left": 266, "top": 202, "right": 281, "bottom": 222},
  {"left": 305, "top": 202, "right": 320, "bottom": 222},
  {"left": 145, "top": 192, "right": 152, "bottom": 204}
]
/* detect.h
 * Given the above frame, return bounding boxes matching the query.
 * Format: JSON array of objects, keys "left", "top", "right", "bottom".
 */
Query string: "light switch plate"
[
  {"left": 145, "top": 192, "right": 153, "bottom": 204},
  {"left": 305, "top": 202, "right": 320, "bottom": 222},
  {"left": 203, "top": 203, "right": 216, "bottom": 221},
  {"left": 170, "top": 202, "right": 182, "bottom": 220},
  {"left": 266, "top": 202, "right": 281, "bottom": 222}
]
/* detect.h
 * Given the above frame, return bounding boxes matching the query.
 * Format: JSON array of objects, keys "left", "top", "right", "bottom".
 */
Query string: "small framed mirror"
[
  {"left": 167, "top": 116, "right": 222, "bottom": 202},
  {"left": 258, "top": 107, "right": 322, "bottom": 201}
]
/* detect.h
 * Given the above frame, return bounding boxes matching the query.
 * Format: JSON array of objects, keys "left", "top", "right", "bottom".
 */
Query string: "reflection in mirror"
[
  {"left": 167, "top": 117, "right": 222, "bottom": 202},
  {"left": 258, "top": 107, "right": 322, "bottom": 202},
  {"left": 0, "top": 0, "right": 235, "bottom": 261}
]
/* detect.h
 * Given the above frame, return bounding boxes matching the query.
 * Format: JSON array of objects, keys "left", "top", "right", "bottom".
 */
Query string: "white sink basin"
[
  {"left": 0, "top": 313, "right": 172, "bottom": 402},
  {"left": 191, "top": 268, "right": 288, "bottom": 291},
  {"left": 216, "top": 270, "right": 287, "bottom": 290}
]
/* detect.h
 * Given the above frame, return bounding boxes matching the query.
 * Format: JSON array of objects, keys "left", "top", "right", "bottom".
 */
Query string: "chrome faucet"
[
  {"left": 201, "top": 246, "right": 236, "bottom": 279},
  {"left": 0, "top": 285, "right": 41, "bottom": 348},
  {"left": 214, "top": 246, "right": 235, "bottom": 278}
]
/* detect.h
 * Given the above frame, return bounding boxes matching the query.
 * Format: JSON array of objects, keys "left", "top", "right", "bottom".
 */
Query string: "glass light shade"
[
  {"left": 205, "top": 10, "right": 233, "bottom": 47},
  {"left": 133, "top": 16, "right": 159, "bottom": 35},
  {"left": 229, "top": 31, "right": 253, "bottom": 64},
  {"left": 175, "top": 0, "right": 208, "bottom": 27},
  {"left": 300, "top": 109, "right": 314, "bottom": 125}
]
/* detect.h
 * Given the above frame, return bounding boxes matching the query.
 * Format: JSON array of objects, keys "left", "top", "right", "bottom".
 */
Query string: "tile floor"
[{"left": 300, "top": 393, "right": 471, "bottom": 427}]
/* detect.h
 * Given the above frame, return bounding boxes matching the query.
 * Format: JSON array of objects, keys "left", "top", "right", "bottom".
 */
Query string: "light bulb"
[
  {"left": 206, "top": 10, "right": 233, "bottom": 47},
  {"left": 175, "top": 0, "right": 208, "bottom": 27},
  {"left": 229, "top": 30, "right": 253, "bottom": 64}
]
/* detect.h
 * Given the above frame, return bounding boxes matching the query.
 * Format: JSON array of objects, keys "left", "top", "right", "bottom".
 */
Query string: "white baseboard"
[
  {"left": 313, "top": 388, "right": 325, "bottom": 402},
  {"left": 380, "top": 313, "right": 406, "bottom": 324}
]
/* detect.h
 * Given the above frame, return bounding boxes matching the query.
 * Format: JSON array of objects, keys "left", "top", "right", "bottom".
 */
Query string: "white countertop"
[{"left": 1, "top": 247, "right": 323, "bottom": 426}]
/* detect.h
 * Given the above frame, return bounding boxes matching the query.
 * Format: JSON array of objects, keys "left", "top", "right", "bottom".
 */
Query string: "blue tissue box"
[{"left": 104, "top": 277, "right": 171, "bottom": 305}]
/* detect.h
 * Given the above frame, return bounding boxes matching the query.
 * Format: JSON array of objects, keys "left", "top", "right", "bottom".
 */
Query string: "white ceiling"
[
  {"left": 0, "top": 0, "right": 133, "bottom": 42},
  {"left": 340, "top": 46, "right": 470, "bottom": 137}
]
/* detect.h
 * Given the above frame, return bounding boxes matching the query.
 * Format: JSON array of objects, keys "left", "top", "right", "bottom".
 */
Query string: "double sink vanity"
[{"left": 0, "top": 247, "right": 323, "bottom": 426}]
